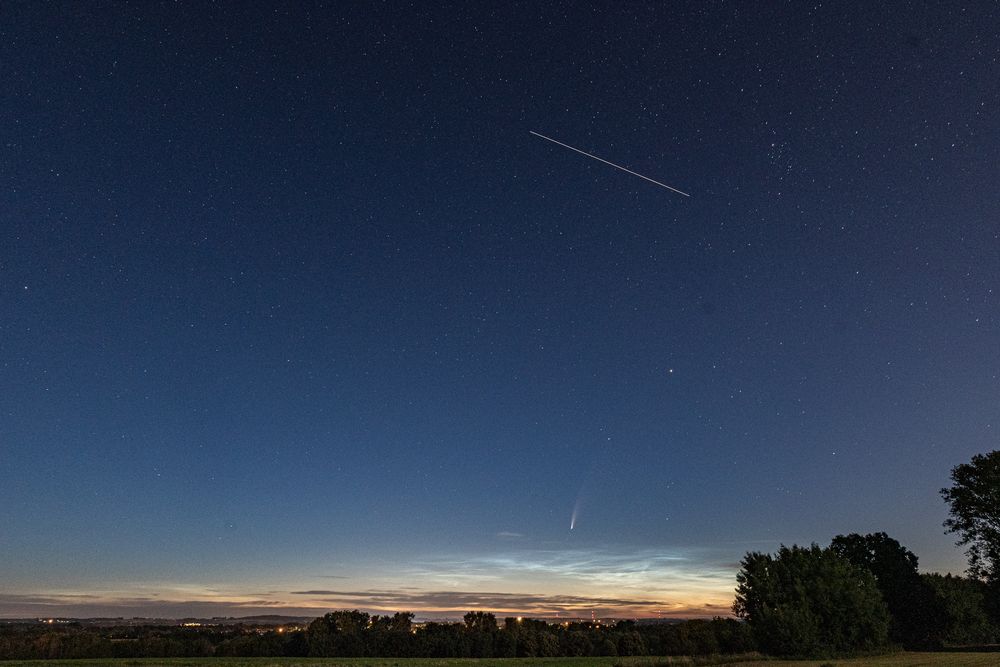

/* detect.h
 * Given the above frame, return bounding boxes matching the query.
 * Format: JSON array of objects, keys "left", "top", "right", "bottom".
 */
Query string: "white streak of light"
[{"left": 529, "top": 130, "right": 690, "bottom": 197}]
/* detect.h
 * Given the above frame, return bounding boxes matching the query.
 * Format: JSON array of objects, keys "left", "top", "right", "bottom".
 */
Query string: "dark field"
[{"left": 1, "top": 653, "right": 999, "bottom": 667}]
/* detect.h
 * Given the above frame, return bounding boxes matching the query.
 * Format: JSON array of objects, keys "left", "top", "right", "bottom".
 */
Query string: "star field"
[{"left": 1, "top": 2, "right": 999, "bottom": 618}]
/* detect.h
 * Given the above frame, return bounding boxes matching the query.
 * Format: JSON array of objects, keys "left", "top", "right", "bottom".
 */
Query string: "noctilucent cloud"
[{"left": 2, "top": 2, "right": 998, "bottom": 619}]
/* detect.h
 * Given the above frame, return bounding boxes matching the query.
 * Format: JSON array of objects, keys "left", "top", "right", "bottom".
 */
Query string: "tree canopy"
[
  {"left": 830, "top": 532, "right": 945, "bottom": 648},
  {"left": 922, "top": 573, "right": 999, "bottom": 645},
  {"left": 941, "top": 450, "right": 1000, "bottom": 584},
  {"left": 734, "top": 544, "right": 890, "bottom": 657}
]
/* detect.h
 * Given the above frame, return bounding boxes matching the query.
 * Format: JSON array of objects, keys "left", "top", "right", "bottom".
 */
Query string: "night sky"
[{"left": 2, "top": 2, "right": 999, "bottom": 619}]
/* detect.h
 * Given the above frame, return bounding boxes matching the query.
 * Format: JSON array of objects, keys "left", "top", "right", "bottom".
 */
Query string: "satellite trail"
[{"left": 530, "top": 130, "right": 690, "bottom": 197}]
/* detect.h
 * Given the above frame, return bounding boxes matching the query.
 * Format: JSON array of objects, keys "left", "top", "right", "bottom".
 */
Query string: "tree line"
[
  {"left": 733, "top": 449, "right": 1000, "bottom": 657},
  {"left": 0, "top": 615, "right": 753, "bottom": 660},
  {"left": 733, "top": 534, "right": 999, "bottom": 657}
]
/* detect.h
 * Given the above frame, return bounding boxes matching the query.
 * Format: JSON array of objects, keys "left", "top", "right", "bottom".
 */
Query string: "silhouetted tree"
[
  {"left": 282, "top": 630, "right": 308, "bottom": 657},
  {"left": 538, "top": 631, "right": 560, "bottom": 656},
  {"left": 367, "top": 613, "right": 413, "bottom": 656},
  {"left": 616, "top": 629, "right": 647, "bottom": 656},
  {"left": 923, "top": 573, "right": 1000, "bottom": 645},
  {"left": 596, "top": 636, "right": 618, "bottom": 655},
  {"left": 830, "top": 532, "right": 946, "bottom": 648},
  {"left": 942, "top": 450, "right": 1000, "bottom": 626},
  {"left": 0, "top": 615, "right": 772, "bottom": 660},
  {"left": 463, "top": 611, "right": 496, "bottom": 632},
  {"left": 306, "top": 610, "right": 370, "bottom": 656},
  {"left": 560, "top": 629, "right": 592, "bottom": 656},
  {"left": 734, "top": 544, "right": 890, "bottom": 657},
  {"left": 463, "top": 611, "right": 496, "bottom": 657},
  {"left": 941, "top": 450, "right": 1000, "bottom": 584},
  {"left": 677, "top": 619, "right": 720, "bottom": 655},
  {"left": 494, "top": 627, "right": 516, "bottom": 657}
]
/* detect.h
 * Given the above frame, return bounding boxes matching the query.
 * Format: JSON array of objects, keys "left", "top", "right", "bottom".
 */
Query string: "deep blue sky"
[{"left": 2, "top": 2, "right": 998, "bottom": 619}]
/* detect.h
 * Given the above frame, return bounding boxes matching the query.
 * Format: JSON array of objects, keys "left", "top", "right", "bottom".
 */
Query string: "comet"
[
  {"left": 530, "top": 130, "right": 690, "bottom": 197},
  {"left": 570, "top": 494, "right": 584, "bottom": 530}
]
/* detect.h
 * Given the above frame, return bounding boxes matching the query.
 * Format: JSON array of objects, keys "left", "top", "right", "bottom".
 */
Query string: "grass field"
[
  {"left": 729, "top": 652, "right": 1000, "bottom": 666},
  {"left": 1, "top": 654, "right": 998, "bottom": 667}
]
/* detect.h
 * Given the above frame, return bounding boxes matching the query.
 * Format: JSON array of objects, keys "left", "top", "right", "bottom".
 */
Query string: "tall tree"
[
  {"left": 734, "top": 544, "right": 890, "bottom": 657},
  {"left": 941, "top": 451, "right": 1000, "bottom": 584},
  {"left": 463, "top": 611, "right": 497, "bottom": 632},
  {"left": 830, "top": 532, "right": 945, "bottom": 648},
  {"left": 463, "top": 612, "right": 496, "bottom": 657},
  {"left": 306, "top": 610, "right": 370, "bottom": 657}
]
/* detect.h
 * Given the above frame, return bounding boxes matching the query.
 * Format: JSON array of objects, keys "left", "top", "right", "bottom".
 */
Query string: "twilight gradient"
[{"left": 2, "top": 2, "right": 998, "bottom": 619}]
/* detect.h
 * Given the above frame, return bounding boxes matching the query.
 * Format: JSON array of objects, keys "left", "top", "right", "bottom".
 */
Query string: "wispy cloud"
[
  {"left": 402, "top": 547, "right": 736, "bottom": 597},
  {"left": 0, "top": 593, "right": 299, "bottom": 619},
  {"left": 285, "top": 546, "right": 739, "bottom": 617},
  {"left": 0, "top": 547, "right": 741, "bottom": 619},
  {"left": 285, "top": 588, "right": 726, "bottom": 616}
]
